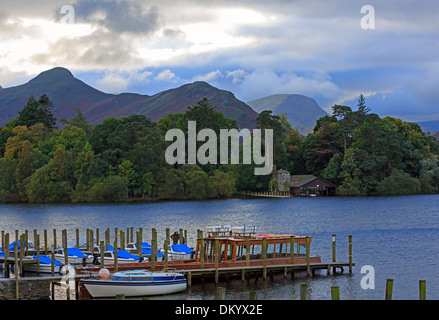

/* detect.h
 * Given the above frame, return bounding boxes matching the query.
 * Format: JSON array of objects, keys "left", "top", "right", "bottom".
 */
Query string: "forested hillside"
[{"left": 1, "top": 94, "right": 438, "bottom": 203}]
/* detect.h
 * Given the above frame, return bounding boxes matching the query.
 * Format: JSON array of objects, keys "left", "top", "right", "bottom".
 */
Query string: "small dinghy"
[{"left": 82, "top": 269, "right": 187, "bottom": 298}]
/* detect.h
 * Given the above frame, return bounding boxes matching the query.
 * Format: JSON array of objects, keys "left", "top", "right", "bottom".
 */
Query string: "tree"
[
  {"left": 208, "top": 170, "right": 236, "bottom": 198},
  {"left": 15, "top": 94, "right": 57, "bottom": 129},
  {"left": 375, "top": 168, "right": 420, "bottom": 196}
]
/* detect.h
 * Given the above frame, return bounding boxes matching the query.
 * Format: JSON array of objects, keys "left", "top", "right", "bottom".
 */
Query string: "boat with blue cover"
[
  {"left": 98, "top": 245, "right": 147, "bottom": 265},
  {"left": 22, "top": 255, "right": 63, "bottom": 274},
  {"left": 82, "top": 269, "right": 187, "bottom": 298},
  {"left": 164, "top": 244, "right": 195, "bottom": 261},
  {"left": 54, "top": 247, "right": 94, "bottom": 265}
]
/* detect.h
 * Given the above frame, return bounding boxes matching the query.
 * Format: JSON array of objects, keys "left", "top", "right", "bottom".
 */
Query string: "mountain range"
[{"left": 0, "top": 67, "right": 329, "bottom": 134}]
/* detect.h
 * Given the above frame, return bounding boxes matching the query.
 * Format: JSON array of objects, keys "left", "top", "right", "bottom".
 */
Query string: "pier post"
[
  {"left": 332, "top": 234, "right": 336, "bottom": 274},
  {"left": 44, "top": 230, "right": 47, "bottom": 254},
  {"left": 4, "top": 233, "right": 9, "bottom": 277},
  {"left": 164, "top": 240, "right": 168, "bottom": 271},
  {"left": 200, "top": 235, "right": 204, "bottom": 269},
  {"left": 348, "top": 235, "right": 353, "bottom": 274},
  {"left": 385, "top": 279, "right": 393, "bottom": 300},
  {"left": 331, "top": 286, "right": 340, "bottom": 300},
  {"left": 100, "top": 241, "right": 104, "bottom": 268},
  {"left": 419, "top": 280, "right": 426, "bottom": 300},
  {"left": 300, "top": 283, "right": 307, "bottom": 300},
  {"left": 290, "top": 236, "right": 295, "bottom": 264},
  {"left": 245, "top": 237, "right": 250, "bottom": 267},
  {"left": 214, "top": 238, "right": 219, "bottom": 285},
  {"left": 14, "top": 241, "right": 19, "bottom": 300},
  {"left": 19, "top": 234, "right": 24, "bottom": 276},
  {"left": 53, "top": 229, "right": 56, "bottom": 252},
  {"left": 51, "top": 245, "right": 55, "bottom": 277},
  {"left": 306, "top": 236, "right": 310, "bottom": 277},
  {"left": 262, "top": 238, "right": 267, "bottom": 281},
  {"left": 113, "top": 241, "right": 118, "bottom": 273},
  {"left": 76, "top": 229, "right": 79, "bottom": 249},
  {"left": 36, "top": 233, "right": 40, "bottom": 275}
]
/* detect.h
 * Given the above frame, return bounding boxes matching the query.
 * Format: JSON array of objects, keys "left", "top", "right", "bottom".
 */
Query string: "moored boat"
[
  {"left": 162, "top": 244, "right": 195, "bottom": 261},
  {"left": 82, "top": 269, "right": 187, "bottom": 298},
  {"left": 54, "top": 247, "right": 94, "bottom": 265},
  {"left": 22, "top": 255, "right": 63, "bottom": 274}
]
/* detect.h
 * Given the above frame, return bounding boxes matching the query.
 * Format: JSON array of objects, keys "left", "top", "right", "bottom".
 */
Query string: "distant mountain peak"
[
  {"left": 247, "top": 94, "right": 328, "bottom": 135},
  {"left": 31, "top": 67, "right": 74, "bottom": 81}
]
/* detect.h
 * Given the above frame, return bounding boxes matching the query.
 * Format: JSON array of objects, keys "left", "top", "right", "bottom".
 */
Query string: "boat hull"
[{"left": 82, "top": 279, "right": 187, "bottom": 298}]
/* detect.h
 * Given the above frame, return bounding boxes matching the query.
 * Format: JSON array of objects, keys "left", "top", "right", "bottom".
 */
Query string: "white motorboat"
[
  {"left": 21, "top": 255, "right": 63, "bottom": 274},
  {"left": 82, "top": 269, "right": 187, "bottom": 298},
  {"left": 162, "top": 244, "right": 195, "bottom": 261},
  {"left": 97, "top": 245, "right": 147, "bottom": 265},
  {"left": 54, "top": 247, "right": 94, "bottom": 265}
]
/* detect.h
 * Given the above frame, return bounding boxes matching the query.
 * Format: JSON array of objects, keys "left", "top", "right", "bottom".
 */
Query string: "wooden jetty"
[{"left": 1, "top": 226, "right": 354, "bottom": 299}]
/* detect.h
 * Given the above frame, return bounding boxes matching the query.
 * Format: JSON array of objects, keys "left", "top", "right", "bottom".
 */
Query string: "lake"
[{"left": 1, "top": 195, "right": 438, "bottom": 300}]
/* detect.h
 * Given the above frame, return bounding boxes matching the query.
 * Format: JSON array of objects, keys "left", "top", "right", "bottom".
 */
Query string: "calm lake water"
[{"left": 1, "top": 195, "right": 438, "bottom": 300}]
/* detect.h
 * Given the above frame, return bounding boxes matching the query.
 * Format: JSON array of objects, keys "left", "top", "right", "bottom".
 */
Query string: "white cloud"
[
  {"left": 155, "top": 69, "right": 175, "bottom": 81},
  {"left": 95, "top": 73, "right": 129, "bottom": 93}
]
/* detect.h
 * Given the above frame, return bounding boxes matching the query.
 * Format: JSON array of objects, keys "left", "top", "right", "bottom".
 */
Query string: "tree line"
[{"left": 0, "top": 94, "right": 438, "bottom": 203}]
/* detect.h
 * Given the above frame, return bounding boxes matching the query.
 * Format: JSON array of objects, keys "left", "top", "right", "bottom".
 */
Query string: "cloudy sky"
[{"left": 0, "top": 0, "right": 438, "bottom": 122}]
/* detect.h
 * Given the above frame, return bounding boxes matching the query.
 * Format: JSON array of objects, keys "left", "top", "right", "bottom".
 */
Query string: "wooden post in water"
[
  {"left": 348, "top": 235, "right": 353, "bottom": 274},
  {"left": 200, "top": 235, "right": 204, "bottom": 269},
  {"left": 36, "top": 234, "right": 40, "bottom": 275},
  {"left": 113, "top": 241, "right": 118, "bottom": 273},
  {"left": 245, "top": 237, "right": 250, "bottom": 267},
  {"left": 214, "top": 238, "right": 219, "bottom": 285},
  {"left": 184, "top": 230, "right": 187, "bottom": 245},
  {"left": 306, "top": 236, "right": 310, "bottom": 277},
  {"left": 51, "top": 245, "right": 55, "bottom": 277},
  {"left": 300, "top": 283, "right": 307, "bottom": 300},
  {"left": 385, "top": 279, "right": 393, "bottom": 300},
  {"left": 53, "top": 229, "right": 56, "bottom": 253},
  {"left": 332, "top": 234, "right": 336, "bottom": 274},
  {"left": 4, "top": 233, "right": 9, "bottom": 277},
  {"left": 216, "top": 287, "right": 226, "bottom": 300},
  {"left": 14, "top": 241, "right": 19, "bottom": 300},
  {"left": 262, "top": 238, "right": 267, "bottom": 281},
  {"left": 19, "top": 235, "right": 24, "bottom": 276},
  {"left": 76, "top": 229, "right": 79, "bottom": 248},
  {"left": 44, "top": 230, "right": 48, "bottom": 255},
  {"left": 419, "top": 280, "right": 426, "bottom": 300},
  {"left": 179, "top": 228, "right": 183, "bottom": 244},
  {"left": 100, "top": 241, "right": 104, "bottom": 268},
  {"left": 164, "top": 240, "right": 168, "bottom": 272},
  {"left": 96, "top": 228, "right": 100, "bottom": 250},
  {"left": 331, "top": 286, "right": 340, "bottom": 300}
]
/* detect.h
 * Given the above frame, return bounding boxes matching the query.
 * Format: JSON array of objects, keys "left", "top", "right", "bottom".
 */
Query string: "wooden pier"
[{"left": 1, "top": 227, "right": 354, "bottom": 300}]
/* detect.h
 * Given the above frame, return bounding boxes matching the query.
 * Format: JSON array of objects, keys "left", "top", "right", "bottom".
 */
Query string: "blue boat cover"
[
  {"left": 132, "top": 242, "right": 163, "bottom": 257},
  {"left": 32, "top": 255, "right": 61, "bottom": 266},
  {"left": 67, "top": 248, "right": 88, "bottom": 258},
  {"left": 107, "top": 245, "right": 139, "bottom": 260},
  {"left": 171, "top": 244, "right": 193, "bottom": 254}
]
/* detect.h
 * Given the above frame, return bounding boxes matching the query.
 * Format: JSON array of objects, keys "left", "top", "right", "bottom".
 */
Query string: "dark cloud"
[{"left": 72, "top": 0, "right": 161, "bottom": 35}]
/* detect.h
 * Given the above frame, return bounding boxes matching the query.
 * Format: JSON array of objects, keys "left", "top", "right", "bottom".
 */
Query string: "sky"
[{"left": 0, "top": 0, "right": 438, "bottom": 122}]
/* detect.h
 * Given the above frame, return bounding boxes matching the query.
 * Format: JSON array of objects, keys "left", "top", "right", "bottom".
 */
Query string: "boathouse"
[
  {"left": 289, "top": 175, "right": 336, "bottom": 196},
  {"left": 273, "top": 170, "right": 336, "bottom": 196}
]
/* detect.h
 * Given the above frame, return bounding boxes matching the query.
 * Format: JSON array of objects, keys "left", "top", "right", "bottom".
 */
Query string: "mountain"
[
  {"left": 247, "top": 94, "right": 328, "bottom": 135},
  {"left": 0, "top": 67, "right": 258, "bottom": 129},
  {"left": 416, "top": 120, "right": 439, "bottom": 135}
]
